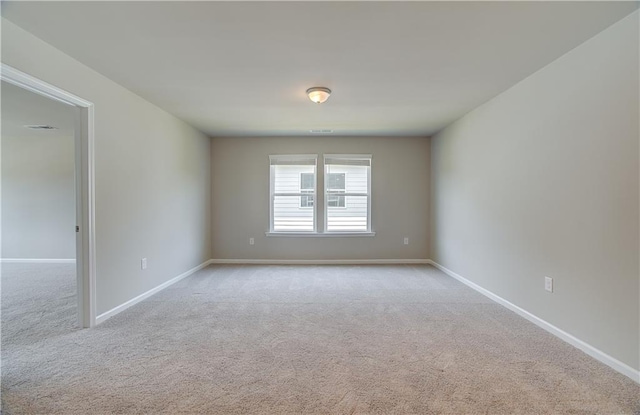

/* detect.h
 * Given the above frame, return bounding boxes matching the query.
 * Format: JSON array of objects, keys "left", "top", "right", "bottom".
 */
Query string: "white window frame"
[
  {"left": 267, "top": 154, "right": 374, "bottom": 237},
  {"left": 269, "top": 154, "right": 317, "bottom": 233},
  {"left": 324, "top": 154, "right": 372, "bottom": 234}
]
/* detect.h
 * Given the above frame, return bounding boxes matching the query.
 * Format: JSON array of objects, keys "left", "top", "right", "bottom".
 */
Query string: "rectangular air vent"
[
  {"left": 24, "top": 125, "right": 58, "bottom": 130},
  {"left": 309, "top": 129, "right": 333, "bottom": 134}
]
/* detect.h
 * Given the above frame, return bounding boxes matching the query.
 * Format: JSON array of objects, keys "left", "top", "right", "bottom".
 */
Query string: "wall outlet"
[
  {"left": 544, "top": 276, "right": 553, "bottom": 292},
  {"left": 141, "top": 258, "right": 147, "bottom": 270},
  {"left": 403, "top": 237, "right": 409, "bottom": 245},
  {"left": 249, "top": 237, "right": 255, "bottom": 245}
]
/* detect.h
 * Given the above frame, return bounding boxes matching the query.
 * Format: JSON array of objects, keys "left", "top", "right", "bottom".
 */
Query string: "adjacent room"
[
  {"left": 1, "top": 80, "right": 79, "bottom": 341},
  {"left": 1, "top": 1, "right": 638, "bottom": 414}
]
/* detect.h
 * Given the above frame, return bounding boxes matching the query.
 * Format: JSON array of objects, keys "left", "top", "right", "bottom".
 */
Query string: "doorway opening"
[{"left": 1, "top": 64, "right": 96, "bottom": 328}]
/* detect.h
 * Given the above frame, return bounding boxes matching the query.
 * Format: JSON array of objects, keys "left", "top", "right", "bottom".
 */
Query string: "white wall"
[
  {"left": 2, "top": 18, "right": 212, "bottom": 316},
  {"left": 211, "top": 136, "right": 430, "bottom": 260},
  {"left": 1, "top": 80, "right": 77, "bottom": 260},
  {"left": 1, "top": 133, "right": 75, "bottom": 259},
  {"left": 430, "top": 12, "right": 639, "bottom": 371}
]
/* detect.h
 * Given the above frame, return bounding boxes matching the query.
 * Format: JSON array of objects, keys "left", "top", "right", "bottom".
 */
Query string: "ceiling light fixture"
[{"left": 306, "top": 87, "right": 331, "bottom": 104}]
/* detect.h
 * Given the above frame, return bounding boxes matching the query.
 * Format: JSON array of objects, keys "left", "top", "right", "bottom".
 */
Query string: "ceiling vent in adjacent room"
[{"left": 309, "top": 129, "right": 333, "bottom": 134}]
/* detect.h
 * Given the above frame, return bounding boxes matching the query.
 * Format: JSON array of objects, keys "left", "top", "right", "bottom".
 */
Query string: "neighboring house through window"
[
  {"left": 300, "top": 172, "right": 314, "bottom": 208},
  {"left": 326, "top": 173, "right": 346, "bottom": 208}
]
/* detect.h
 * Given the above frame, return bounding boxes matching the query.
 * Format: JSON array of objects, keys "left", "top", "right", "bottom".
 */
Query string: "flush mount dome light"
[{"left": 306, "top": 87, "right": 331, "bottom": 104}]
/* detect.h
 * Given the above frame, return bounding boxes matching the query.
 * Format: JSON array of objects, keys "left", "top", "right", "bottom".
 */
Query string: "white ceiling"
[
  {"left": 2, "top": 1, "right": 637, "bottom": 137},
  {"left": 1, "top": 80, "right": 75, "bottom": 139}
]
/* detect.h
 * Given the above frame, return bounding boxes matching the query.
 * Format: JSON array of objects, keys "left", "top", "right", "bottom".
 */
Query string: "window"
[
  {"left": 324, "top": 155, "right": 371, "bottom": 232},
  {"left": 300, "top": 173, "right": 314, "bottom": 208},
  {"left": 269, "top": 155, "right": 317, "bottom": 232},
  {"left": 268, "top": 154, "right": 373, "bottom": 236}
]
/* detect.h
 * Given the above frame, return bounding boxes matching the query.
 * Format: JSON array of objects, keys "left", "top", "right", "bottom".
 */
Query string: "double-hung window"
[
  {"left": 324, "top": 155, "right": 372, "bottom": 233},
  {"left": 269, "top": 154, "right": 372, "bottom": 235},
  {"left": 269, "top": 155, "right": 317, "bottom": 232}
]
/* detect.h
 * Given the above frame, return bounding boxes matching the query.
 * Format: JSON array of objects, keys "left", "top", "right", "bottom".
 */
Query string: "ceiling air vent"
[
  {"left": 24, "top": 125, "right": 58, "bottom": 130},
  {"left": 309, "top": 129, "right": 333, "bottom": 134}
]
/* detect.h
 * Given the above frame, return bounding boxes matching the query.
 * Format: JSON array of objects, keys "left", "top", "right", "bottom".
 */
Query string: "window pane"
[
  {"left": 327, "top": 173, "right": 345, "bottom": 207},
  {"left": 326, "top": 165, "right": 367, "bottom": 194},
  {"left": 274, "top": 195, "right": 314, "bottom": 231},
  {"left": 300, "top": 194, "right": 314, "bottom": 208},
  {"left": 300, "top": 172, "right": 315, "bottom": 208},
  {"left": 274, "top": 165, "right": 314, "bottom": 193},
  {"left": 326, "top": 195, "right": 367, "bottom": 231},
  {"left": 327, "top": 194, "right": 345, "bottom": 208},
  {"left": 272, "top": 162, "right": 315, "bottom": 232},
  {"left": 325, "top": 159, "right": 369, "bottom": 232},
  {"left": 301, "top": 172, "right": 314, "bottom": 190},
  {"left": 327, "top": 173, "right": 345, "bottom": 190}
]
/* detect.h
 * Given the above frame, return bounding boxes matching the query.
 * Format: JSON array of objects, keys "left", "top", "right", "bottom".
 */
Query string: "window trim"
[
  {"left": 265, "top": 231, "right": 375, "bottom": 237},
  {"left": 268, "top": 154, "right": 374, "bottom": 237}
]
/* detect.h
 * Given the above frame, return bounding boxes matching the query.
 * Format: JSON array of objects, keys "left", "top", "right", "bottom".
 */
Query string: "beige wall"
[
  {"left": 211, "top": 136, "right": 430, "bottom": 260},
  {"left": 430, "top": 12, "right": 639, "bottom": 370},
  {"left": 1, "top": 134, "right": 75, "bottom": 259},
  {"left": 2, "top": 18, "right": 212, "bottom": 316}
]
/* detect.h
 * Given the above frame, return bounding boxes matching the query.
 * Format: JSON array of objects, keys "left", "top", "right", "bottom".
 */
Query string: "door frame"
[{"left": 1, "top": 63, "right": 97, "bottom": 328}]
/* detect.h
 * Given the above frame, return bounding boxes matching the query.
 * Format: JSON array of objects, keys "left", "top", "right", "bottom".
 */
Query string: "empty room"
[{"left": 1, "top": 1, "right": 638, "bottom": 414}]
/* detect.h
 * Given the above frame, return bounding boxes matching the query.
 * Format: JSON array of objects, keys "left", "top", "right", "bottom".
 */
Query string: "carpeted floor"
[{"left": 1, "top": 263, "right": 639, "bottom": 414}]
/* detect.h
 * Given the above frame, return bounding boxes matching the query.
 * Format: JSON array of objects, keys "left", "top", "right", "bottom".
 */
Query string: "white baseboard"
[
  {"left": 208, "top": 259, "right": 430, "bottom": 265},
  {"left": 0, "top": 258, "right": 76, "bottom": 264},
  {"left": 96, "top": 259, "right": 212, "bottom": 325},
  {"left": 427, "top": 260, "right": 640, "bottom": 384}
]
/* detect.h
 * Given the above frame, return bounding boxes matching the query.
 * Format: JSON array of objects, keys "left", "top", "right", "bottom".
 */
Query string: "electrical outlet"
[
  {"left": 545, "top": 276, "right": 553, "bottom": 293},
  {"left": 249, "top": 237, "right": 255, "bottom": 245},
  {"left": 403, "top": 237, "right": 409, "bottom": 245},
  {"left": 141, "top": 258, "right": 147, "bottom": 270}
]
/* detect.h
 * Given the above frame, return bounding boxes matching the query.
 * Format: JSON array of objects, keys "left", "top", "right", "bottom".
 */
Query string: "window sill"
[{"left": 265, "top": 231, "right": 376, "bottom": 238}]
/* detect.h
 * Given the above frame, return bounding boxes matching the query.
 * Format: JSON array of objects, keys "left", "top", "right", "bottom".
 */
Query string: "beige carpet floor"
[{"left": 1, "top": 263, "right": 639, "bottom": 414}]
